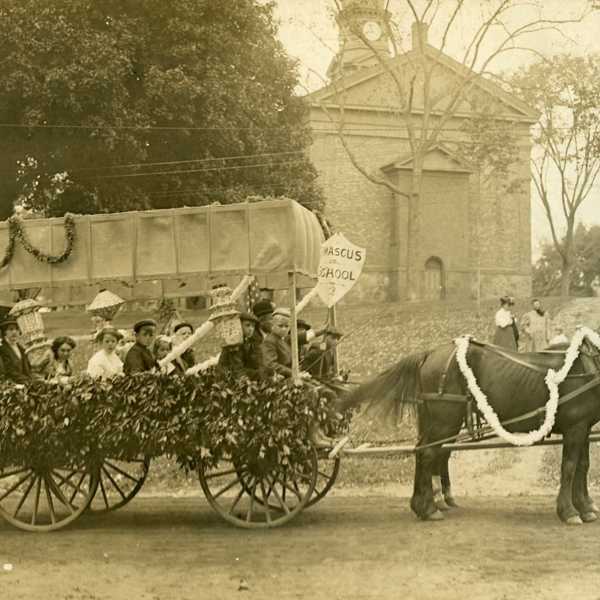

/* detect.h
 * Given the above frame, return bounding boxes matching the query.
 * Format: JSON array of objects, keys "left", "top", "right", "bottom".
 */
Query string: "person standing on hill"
[
  {"left": 492, "top": 296, "right": 518, "bottom": 350},
  {"left": 521, "top": 298, "right": 551, "bottom": 352}
]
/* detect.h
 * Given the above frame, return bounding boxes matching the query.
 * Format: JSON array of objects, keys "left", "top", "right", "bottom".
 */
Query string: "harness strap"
[{"left": 438, "top": 347, "right": 458, "bottom": 395}]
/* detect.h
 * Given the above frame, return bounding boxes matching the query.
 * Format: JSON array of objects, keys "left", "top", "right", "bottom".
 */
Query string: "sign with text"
[{"left": 316, "top": 233, "right": 366, "bottom": 307}]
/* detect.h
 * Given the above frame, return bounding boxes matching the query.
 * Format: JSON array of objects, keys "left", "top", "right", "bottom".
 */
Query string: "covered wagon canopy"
[{"left": 0, "top": 199, "right": 324, "bottom": 303}]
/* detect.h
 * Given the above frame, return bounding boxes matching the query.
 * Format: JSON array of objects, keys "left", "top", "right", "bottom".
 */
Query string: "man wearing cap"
[
  {"left": 295, "top": 318, "right": 327, "bottom": 361},
  {"left": 0, "top": 319, "right": 32, "bottom": 383},
  {"left": 218, "top": 312, "right": 262, "bottom": 379},
  {"left": 124, "top": 319, "right": 159, "bottom": 375},
  {"left": 172, "top": 322, "right": 196, "bottom": 370},
  {"left": 303, "top": 324, "right": 343, "bottom": 380}
]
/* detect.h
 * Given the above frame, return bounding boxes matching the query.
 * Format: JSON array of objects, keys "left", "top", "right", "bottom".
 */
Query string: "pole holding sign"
[{"left": 316, "top": 232, "right": 366, "bottom": 307}]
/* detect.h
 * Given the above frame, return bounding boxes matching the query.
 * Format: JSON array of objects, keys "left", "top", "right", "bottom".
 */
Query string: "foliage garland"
[
  {"left": 0, "top": 369, "right": 347, "bottom": 471},
  {"left": 0, "top": 213, "right": 76, "bottom": 268}
]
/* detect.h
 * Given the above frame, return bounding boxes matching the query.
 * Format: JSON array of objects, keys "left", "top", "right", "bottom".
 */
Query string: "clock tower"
[{"left": 327, "top": 0, "right": 391, "bottom": 80}]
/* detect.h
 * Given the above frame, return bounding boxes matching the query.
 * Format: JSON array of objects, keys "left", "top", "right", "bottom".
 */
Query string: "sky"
[{"left": 272, "top": 0, "right": 600, "bottom": 258}]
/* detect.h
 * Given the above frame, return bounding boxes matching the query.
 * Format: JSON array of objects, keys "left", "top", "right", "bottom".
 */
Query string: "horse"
[{"left": 339, "top": 337, "right": 600, "bottom": 525}]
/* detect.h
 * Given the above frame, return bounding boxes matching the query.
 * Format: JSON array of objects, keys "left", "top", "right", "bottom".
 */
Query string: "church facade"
[{"left": 307, "top": 1, "right": 537, "bottom": 303}]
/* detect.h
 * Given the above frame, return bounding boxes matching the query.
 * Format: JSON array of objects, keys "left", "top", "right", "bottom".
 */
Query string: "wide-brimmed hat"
[
  {"left": 173, "top": 321, "right": 194, "bottom": 334},
  {"left": 253, "top": 300, "right": 274, "bottom": 319},
  {"left": 133, "top": 319, "right": 157, "bottom": 333},
  {"left": 95, "top": 327, "right": 124, "bottom": 343},
  {"left": 297, "top": 318, "right": 312, "bottom": 330},
  {"left": 239, "top": 312, "right": 258, "bottom": 324}
]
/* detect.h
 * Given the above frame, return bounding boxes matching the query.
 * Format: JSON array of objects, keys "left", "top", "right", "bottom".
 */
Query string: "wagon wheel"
[
  {"left": 198, "top": 448, "right": 318, "bottom": 529},
  {"left": 87, "top": 457, "right": 151, "bottom": 514},
  {"left": 305, "top": 454, "right": 340, "bottom": 508},
  {"left": 0, "top": 463, "right": 98, "bottom": 532},
  {"left": 245, "top": 453, "right": 340, "bottom": 510}
]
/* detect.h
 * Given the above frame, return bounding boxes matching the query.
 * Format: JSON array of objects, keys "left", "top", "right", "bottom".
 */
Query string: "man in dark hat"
[
  {"left": 124, "top": 319, "right": 159, "bottom": 375},
  {"left": 0, "top": 319, "right": 32, "bottom": 383},
  {"left": 295, "top": 318, "right": 327, "bottom": 360},
  {"left": 303, "top": 324, "right": 343, "bottom": 380},
  {"left": 172, "top": 321, "right": 196, "bottom": 370},
  {"left": 252, "top": 299, "right": 275, "bottom": 341},
  {"left": 218, "top": 312, "right": 262, "bottom": 380}
]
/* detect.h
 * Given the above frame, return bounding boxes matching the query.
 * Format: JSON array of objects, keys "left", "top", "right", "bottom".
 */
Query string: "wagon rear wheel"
[
  {"left": 198, "top": 448, "right": 318, "bottom": 528},
  {"left": 0, "top": 464, "right": 98, "bottom": 532},
  {"left": 87, "top": 457, "right": 150, "bottom": 514},
  {"left": 305, "top": 454, "right": 340, "bottom": 508}
]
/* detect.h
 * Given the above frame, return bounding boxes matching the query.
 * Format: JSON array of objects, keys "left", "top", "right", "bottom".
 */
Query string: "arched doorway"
[{"left": 424, "top": 257, "right": 445, "bottom": 300}]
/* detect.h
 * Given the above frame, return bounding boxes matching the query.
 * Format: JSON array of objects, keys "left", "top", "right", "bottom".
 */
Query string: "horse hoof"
[
  {"left": 565, "top": 515, "right": 583, "bottom": 525},
  {"left": 425, "top": 510, "right": 445, "bottom": 522},
  {"left": 435, "top": 499, "right": 450, "bottom": 511},
  {"left": 581, "top": 512, "right": 598, "bottom": 523},
  {"left": 589, "top": 503, "right": 599, "bottom": 513},
  {"left": 444, "top": 496, "right": 459, "bottom": 508}
]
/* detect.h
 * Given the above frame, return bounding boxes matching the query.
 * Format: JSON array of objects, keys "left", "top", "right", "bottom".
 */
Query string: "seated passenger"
[
  {"left": 124, "top": 320, "right": 159, "bottom": 375},
  {"left": 172, "top": 322, "right": 196, "bottom": 370},
  {"left": 0, "top": 319, "right": 33, "bottom": 384},
  {"left": 154, "top": 335, "right": 184, "bottom": 376},
  {"left": 87, "top": 327, "right": 124, "bottom": 380},
  {"left": 47, "top": 336, "right": 77, "bottom": 384},
  {"left": 218, "top": 312, "right": 262, "bottom": 380},
  {"left": 304, "top": 325, "right": 343, "bottom": 380},
  {"left": 252, "top": 300, "right": 274, "bottom": 342}
]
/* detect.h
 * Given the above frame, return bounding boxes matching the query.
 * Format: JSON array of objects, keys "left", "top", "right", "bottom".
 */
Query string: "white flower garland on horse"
[{"left": 454, "top": 326, "right": 600, "bottom": 446}]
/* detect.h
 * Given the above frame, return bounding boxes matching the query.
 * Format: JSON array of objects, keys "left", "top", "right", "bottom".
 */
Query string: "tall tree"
[
  {"left": 314, "top": 0, "right": 587, "bottom": 301},
  {"left": 0, "top": 0, "right": 322, "bottom": 219},
  {"left": 511, "top": 54, "right": 600, "bottom": 297}
]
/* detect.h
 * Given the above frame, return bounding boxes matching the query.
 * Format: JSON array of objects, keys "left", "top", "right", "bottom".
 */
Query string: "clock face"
[{"left": 362, "top": 21, "right": 382, "bottom": 42}]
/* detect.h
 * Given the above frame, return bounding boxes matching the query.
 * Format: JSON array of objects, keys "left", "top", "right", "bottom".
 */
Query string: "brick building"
[{"left": 307, "top": 1, "right": 537, "bottom": 303}]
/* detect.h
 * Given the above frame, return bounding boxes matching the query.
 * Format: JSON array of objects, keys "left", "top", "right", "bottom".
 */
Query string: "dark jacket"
[
  {"left": 180, "top": 348, "right": 196, "bottom": 370},
  {"left": 218, "top": 338, "right": 262, "bottom": 380},
  {"left": 303, "top": 346, "right": 335, "bottom": 380},
  {"left": 0, "top": 342, "right": 32, "bottom": 384},
  {"left": 124, "top": 343, "right": 158, "bottom": 375},
  {"left": 261, "top": 333, "right": 293, "bottom": 378}
]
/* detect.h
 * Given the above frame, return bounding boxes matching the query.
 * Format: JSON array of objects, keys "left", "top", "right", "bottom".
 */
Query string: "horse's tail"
[{"left": 344, "top": 351, "right": 429, "bottom": 421}]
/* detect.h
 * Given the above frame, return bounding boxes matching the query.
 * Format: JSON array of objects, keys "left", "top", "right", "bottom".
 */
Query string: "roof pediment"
[
  {"left": 309, "top": 44, "right": 538, "bottom": 122},
  {"left": 381, "top": 145, "right": 474, "bottom": 174}
]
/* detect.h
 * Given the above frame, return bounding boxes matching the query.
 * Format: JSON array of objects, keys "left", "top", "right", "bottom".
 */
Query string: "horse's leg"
[
  {"left": 411, "top": 444, "right": 444, "bottom": 521},
  {"left": 431, "top": 453, "right": 449, "bottom": 511},
  {"left": 557, "top": 422, "right": 588, "bottom": 525},
  {"left": 573, "top": 427, "right": 598, "bottom": 522},
  {"left": 440, "top": 449, "right": 458, "bottom": 508}
]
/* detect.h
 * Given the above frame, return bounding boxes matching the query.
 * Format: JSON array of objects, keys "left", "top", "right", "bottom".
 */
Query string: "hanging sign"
[{"left": 316, "top": 233, "right": 366, "bottom": 307}]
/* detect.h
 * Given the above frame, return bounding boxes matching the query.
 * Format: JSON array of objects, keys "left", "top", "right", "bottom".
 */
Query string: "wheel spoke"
[
  {"left": 267, "top": 477, "right": 290, "bottom": 515},
  {"left": 204, "top": 468, "right": 239, "bottom": 481},
  {"left": 246, "top": 481, "right": 257, "bottom": 523},
  {"left": 272, "top": 474, "right": 302, "bottom": 501},
  {"left": 31, "top": 476, "right": 41, "bottom": 525},
  {"left": 103, "top": 461, "right": 141, "bottom": 483},
  {"left": 228, "top": 488, "right": 245, "bottom": 515},
  {"left": 259, "top": 480, "right": 272, "bottom": 524},
  {"left": 98, "top": 477, "right": 110, "bottom": 510},
  {"left": 213, "top": 476, "right": 241, "bottom": 500},
  {"left": 101, "top": 467, "right": 127, "bottom": 501},
  {"left": 13, "top": 474, "right": 36, "bottom": 519},
  {"left": 43, "top": 475, "right": 57, "bottom": 524},
  {"left": 0, "top": 470, "right": 33, "bottom": 501},
  {"left": 0, "top": 467, "right": 31, "bottom": 480},
  {"left": 68, "top": 472, "right": 87, "bottom": 505},
  {"left": 47, "top": 474, "right": 75, "bottom": 514}
]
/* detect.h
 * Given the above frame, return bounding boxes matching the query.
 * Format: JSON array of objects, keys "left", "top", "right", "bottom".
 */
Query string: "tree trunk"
[
  {"left": 560, "top": 225, "right": 575, "bottom": 298},
  {"left": 406, "top": 158, "right": 423, "bottom": 301}
]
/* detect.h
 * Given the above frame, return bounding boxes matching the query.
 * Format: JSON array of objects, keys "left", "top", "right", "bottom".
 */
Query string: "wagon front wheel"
[
  {"left": 198, "top": 448, "right": 318, "bottom": 528},
  {"left": 0, "top": 464, "right": 98, "bottom": 532}
]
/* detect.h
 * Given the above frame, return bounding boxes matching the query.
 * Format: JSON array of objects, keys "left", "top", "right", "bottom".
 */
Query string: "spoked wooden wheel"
[
  {"left": 0, "top": 464, "right": 98, "bottom": 532},
  {"left": 87, "top": 457, "right": 150, "bottom": 514},
  {"left": 305, "top": 454, "right": 340, "bottom": 508},
  {"left": 198, "top": 448, "right": 318, "bottom": 528}
]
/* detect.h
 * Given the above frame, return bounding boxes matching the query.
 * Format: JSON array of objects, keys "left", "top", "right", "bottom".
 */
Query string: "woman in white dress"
[{"left": 87, "top": 327, "right": 124, "bottom": 379}]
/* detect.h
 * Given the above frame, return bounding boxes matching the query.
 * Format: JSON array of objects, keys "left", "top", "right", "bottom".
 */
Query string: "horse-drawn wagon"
[{"left": 0, "top": 199, "right": 346, "bottom": 531}]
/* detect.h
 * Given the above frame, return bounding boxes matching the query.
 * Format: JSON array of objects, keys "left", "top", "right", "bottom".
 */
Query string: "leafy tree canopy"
[{"left": 0, "top": 0, "right": 322, "bottom": 219}]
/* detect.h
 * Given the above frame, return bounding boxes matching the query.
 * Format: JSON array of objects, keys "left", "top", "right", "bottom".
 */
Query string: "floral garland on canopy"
[
  {"left": 454, "top": 326, "right": 600, "bottom": 446},
  {"left": 0, "top": 213, "right": 76, "bottom": 269}
]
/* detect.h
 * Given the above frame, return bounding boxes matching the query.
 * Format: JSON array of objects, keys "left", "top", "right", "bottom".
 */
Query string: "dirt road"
[{"left": 1, "top": 495, "right": 599, "bottom": 600}]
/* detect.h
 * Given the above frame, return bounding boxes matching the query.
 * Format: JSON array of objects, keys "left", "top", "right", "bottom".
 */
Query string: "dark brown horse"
[{"left": 341, "top": 338, "right": 600, "bottom": 524}]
